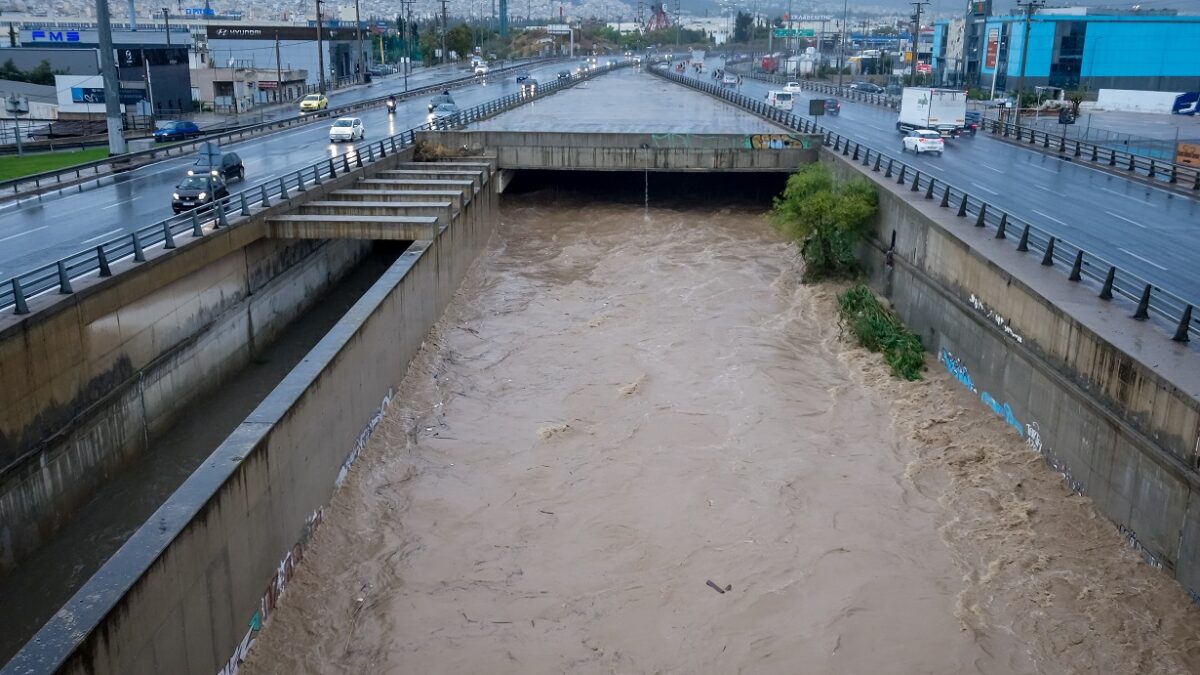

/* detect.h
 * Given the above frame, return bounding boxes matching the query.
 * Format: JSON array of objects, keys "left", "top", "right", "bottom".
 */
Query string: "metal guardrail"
[
  {"left": 0, "top": 57, "right": 562, "bottom": 200},
  {"left": 729, "top": 67, "right": 1200, "bottom": 193},
  {"left": 0, "top": 61, "right": 624, "bottom": 317},
  {"left": 653, "top": 67, "right": 1198, "bottom": 343}
]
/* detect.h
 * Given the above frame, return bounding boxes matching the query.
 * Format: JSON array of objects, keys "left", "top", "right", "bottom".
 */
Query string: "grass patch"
[
  {"left": 837, "top": 284, "right": 925, "bottom": 380},
  {"left": 0, "top": 147, "right": 111, "bottom": 182}
]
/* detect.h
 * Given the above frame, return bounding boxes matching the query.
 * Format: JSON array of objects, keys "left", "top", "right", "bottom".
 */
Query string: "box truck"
[{"left": 896, "top": 87, "right": 967, "bottom": 137}]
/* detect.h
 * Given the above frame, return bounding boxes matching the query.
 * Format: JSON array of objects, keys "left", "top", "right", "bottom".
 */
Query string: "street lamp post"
[
  {"left": 354, "top": 0, "right": 364, "bottom": 82},
  {"left": 837, "top": 0, "right": 848, "bottom": 87},
  {"left": 315, "top": 0, "right": 327, "bottom": 93},
  {"left": 162, "top": 8, "right": 170, "bottom": 46}
]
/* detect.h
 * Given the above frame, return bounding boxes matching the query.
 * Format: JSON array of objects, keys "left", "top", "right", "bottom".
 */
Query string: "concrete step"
[
  {"left": 298, "top": 201, "right": 452, "bottom": 223},
  {"left": 267, "top": 214, "right": 440, "bottom": 241},
  {"left": 376, "top": 169, "right": 486, "bottom": 189},
  {"left": 394, "top": 160, "right": 496, "bottom": 174},
  {"left": 358, "top": 178, "right": 476, "bottom": 193},
  {"left": 330, "top": 189, "right": 465, "bottom": 209}
]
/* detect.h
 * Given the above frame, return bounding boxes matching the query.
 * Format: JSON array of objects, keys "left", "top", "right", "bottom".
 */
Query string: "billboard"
[
  {"left": 206, "top": 25, "right": 352, "bottom": 41},
  {"left": 1176, "top": 142, "right": 1200, "bottom": 167},
  {"left": 985, "top": 28, "right": 999, "bottom": 69}
]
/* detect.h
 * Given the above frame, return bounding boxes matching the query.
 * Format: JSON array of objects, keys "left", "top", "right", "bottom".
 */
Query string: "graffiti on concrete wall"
[
  {"left": 941, "top": 348, "right": 1024, "bottom": 438},
  {"left": 969, "top": 293, "right": 1024, "bottom": 344},
  {"left": 941, "top": 349, "right": 976, "bottom": 393},
  {"left": 745, "top": 133, "right": 811, "bottom": 150},
  {"left": 338, "top": 388, "right": 394, "bottom": 487}
]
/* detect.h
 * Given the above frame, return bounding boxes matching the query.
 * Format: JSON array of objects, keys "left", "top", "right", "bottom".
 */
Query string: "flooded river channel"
[{"left": 241, "top": 180, "right": 1200, "bottom": 675}]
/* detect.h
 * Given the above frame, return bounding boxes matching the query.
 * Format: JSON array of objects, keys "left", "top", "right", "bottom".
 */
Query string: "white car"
[
  {"left": 902, "top": 129, "right": 945, "bottom": 155},
  {"left": 783, "top": 81, "right": 802, "bottom": 93},
  {"left": 474, "top": 63, "right": 489, "bottom": 75},
  {"left": 329, "top": 117, "right": 364, "bottom": 142}
]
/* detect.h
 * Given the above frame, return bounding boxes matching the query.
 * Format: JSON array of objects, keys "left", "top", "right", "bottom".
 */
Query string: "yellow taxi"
[{"left": 299, "top": 93, "right": 329, "bottom": 113}]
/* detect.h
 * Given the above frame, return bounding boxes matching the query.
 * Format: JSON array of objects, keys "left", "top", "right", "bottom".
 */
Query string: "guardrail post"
[
  {"left": 163, "top": 222, "right": 176, "bottom": 249},
  {"left": 975, "top": 203, "right": 987, "bottom": 227},
  {"left": 1100, "top": 267, "right": 1115, "bottom": 300},
  {"left": 1069, "top": 250, "right": 1083, "bottom": 281},
  {"left": 1073, "top": 140, "right": 1081, "bottom": 157},
  {"left": 216, "top": 201, "right": 229, "bottom": 228},
  {"left": 841, "top": 139, "right": 850, "bottom": 156},
  {"left": 261, "top": 184, "right": 272, "bottom": 208},
  {"left": 313, "top": 164, "right": 323, "bottom": 186},
  {"left": 378, "top": 142, "right": 387, "bottom": 159},
  {"left": 96, "top": 245, "right": 112, "bottom": 276},
  {"left": 1127, "top": 155, "right": 1136, "bottom": 172},
  {"left": 1173, "top": 306, "right": 1193, "bottom": 343},
  {"left": 367, "top": 145, "right": 375, "bottom": 163},
  {"left": 279, "top": 176, "right": 290, "bottom": 200},
  {"left": 8, "top": 276, "right": 30, "bottom": 314},
  {"left": 956, "top": 194, "right": 969, "bottom": 217},
  {"left": 925, "top": 178, "right": 935, "bottom": 200},
  {"left": 1016, "top": 224, "right": 1030, "bottom": 251},
  {"left": 1133, "top": 284, "right": 1152, "bottom": 320},
  {"left": 1041, "top": 237, "right": 1056, "bottom": 265},
  {"left": 1058, "top": 136, "right": 1065, "bottom": 152},
  {"left": 852, "top": 145, "right": 859, "bottom": 161},
  {"left": 240, "top": 193, "right": 250, "bottom": 217},
  {"left": 296, "top": 169, "right": 307, "bottom": 192},
  {"left": 940, "top": 186, "right": 951, "bottom": 208},
  {"left": 896, "top": 165, "right": 905, "bottom": 185},
  {"left": 872, "top": 155, "right": 881, "bottom": 172},
  {"left": 910, "top": 171, "right": 921, "bottom": 192},
  {"left": 132, "top": 231, "right": 145, "bottom": 262},
  {"left": 191, "top": 211, "right": 203, "bottom": 236},
  {"left": 884, "top": 159, "right": 893, "bottom": 178},
  {"left": 328, "top": 157, "right": 337, "bottom": 179},
  {"left": 57, "top": 261, "right": 73, "bottom": 294},
  {"left": 356, "top": 150, "right": 364, "bottom": 168},
  {"left": 1168, "top": 165, "right": 1177, "bottom": 184},
  {"left": 1108, "top": 149, "right": 1117, "bottom": 167},
  {"left": 1146, "top": 162, "right": 1155, "bottom": 180},
  {"left": 1090, "top": 145, "right": 1098, "bottom": 162},
  {"left": 1042, "top": 133, "right": 1050, "bottom": 149},
  {"left": 344, "top": 154, "right": 353, "bottom": 173},
  {"left": 390, "top": 137, "right": 398, "bottom": 153}
]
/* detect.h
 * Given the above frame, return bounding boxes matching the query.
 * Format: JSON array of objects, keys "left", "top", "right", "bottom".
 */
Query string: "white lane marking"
[
  {"left": 1100, "top": 187, "right": 1151, "bottom": 203},
  {"left": 1104, "top": 211, "right": 1146, "bottom": 229},
  {"left": 1027, "top": 163, "right": 1057, "bottom": 173},
  {"left": 1031, "top": 209, "right": 1070, "bottom": 227},
  {"left": 970, "top": 182, "right": 1000, "bottom": 196},
  {"left": 83, "top": 228, "right": 124, "bottom": 243},
  {"left": 981, "top": 164, "right": 1005, "bottom": 173},
  {"left": 0, "top": 225, "right": 48, "bottom": 243},
  {"left": 1118, "top": 247, "right": 1168, "bottom": 271},
  {"left": 102, "top": 197, "right": 137, "bottom": 209},
  {"left": 923, "top": 164, "right": 944, "bottom": 172}
]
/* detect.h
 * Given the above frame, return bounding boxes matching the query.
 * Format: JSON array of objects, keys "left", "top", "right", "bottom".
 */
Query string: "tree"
[
  {"left": 734, "top": 11, "right": 754, "bottom": 43},
  {"left": 0, "top": 58, "right": 57, "bottom": 85},
  {"left": 768, "top": 164, "right": 878, "bottom": 281},
  {"left": 446, "top": 22, "right": 473, "bottom": 58}
]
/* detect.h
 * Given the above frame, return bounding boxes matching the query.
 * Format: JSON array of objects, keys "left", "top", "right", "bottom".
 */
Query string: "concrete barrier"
[
  {"left": 824, "top": 148, "right": 1200, "bottom": 599},
  {"left": 2, "top": 159, "right": 498, "bottom": 675}
]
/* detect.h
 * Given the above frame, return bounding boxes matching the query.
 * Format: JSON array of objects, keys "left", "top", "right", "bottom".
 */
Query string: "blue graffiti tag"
[
  {"left": 980, "top": 392, "right": 1024, "bottom": 438},
  {"left": 940, "top": 349, "right": 976, "bottom": 393}
]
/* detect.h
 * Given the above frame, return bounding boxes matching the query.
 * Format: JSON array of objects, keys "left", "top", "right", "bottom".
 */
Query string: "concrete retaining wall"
[
  {"left": 1, "top": 161, "right": 497, "bottom": 675},
  {"left": 0, "top": 149, "right": 416, "bottom": 574},
  {"left": 823, "top": 149, "right": 1200, "bottom": 598}
]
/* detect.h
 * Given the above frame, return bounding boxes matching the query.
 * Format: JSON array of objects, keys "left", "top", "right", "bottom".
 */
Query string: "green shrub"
[
  {"left": 836, "top": 284, "right": 924, "bottom": 380},
  {"left": 768, "top": 164, "right": 878, "bottom": 281}
]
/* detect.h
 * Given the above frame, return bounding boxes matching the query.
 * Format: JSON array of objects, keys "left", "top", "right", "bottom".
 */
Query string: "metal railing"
[
  {"left": 726, "top": 66, "right": 1200, "bottom": 193},
  {"left": 0, "top": 57, "right": 564, "bottom": 201},
  {"left": 0, "top": 61, "right": 623, "bottom": 316},
  {"left": 652, "top": 67, "right": 1198, "bottom": 343}
]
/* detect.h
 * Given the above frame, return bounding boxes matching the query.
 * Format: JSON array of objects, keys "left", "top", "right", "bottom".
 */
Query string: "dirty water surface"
[{"left": 240, "top": 187, "right": 1200, "bottom": 675}]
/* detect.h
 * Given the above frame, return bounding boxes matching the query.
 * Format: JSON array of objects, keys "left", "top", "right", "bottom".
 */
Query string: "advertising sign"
[
  {"left": 206, "top": 25, "right": 349, "bottom": 41},
  {"left": 70, "top": 87, "right": 144, "bottom": 104},
  {"left": 772, "top": 28, "right": 815, "bottom": 38},
  {"left": 985, "top": 28, "right": 999, "bottom": 69},
  {"left": 1176, "top": 142, "right": 1200, "bottom": 167}
]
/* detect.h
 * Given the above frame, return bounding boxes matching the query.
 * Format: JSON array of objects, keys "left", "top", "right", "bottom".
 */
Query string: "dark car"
[
  {"left": 427, "top": 93, "right": 455, "bottom": 113},
  {"left": 520, "top": 78, "right": 538, "bottom": 95},
  {"left": 964, "top": 110, "right": 982, "bottom": 135},
  {"left": 557, "top": 70, "right": 571, "bottom": 80},
  {"left": 824, "top": 98, "right": 841, "bottom": 115},
  {"left": 188, "top": 151, "right": 244, "bottom": 181},
  {"left": 172, "top": 174, "right": 229, "bottom": 213},
  {"left": 515, "top": 71, "right": 531, "bottom": 83},
  {"left": 849, "top": 81, "right": 885, "bottom": 94},
  {"left": 153, "top": 120, "right": 201, "bottom": 142}
]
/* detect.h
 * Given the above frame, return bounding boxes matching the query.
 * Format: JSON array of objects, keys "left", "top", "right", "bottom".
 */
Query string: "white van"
[{"left": 766, "top": 90, "right": 794, "bottom": 111}]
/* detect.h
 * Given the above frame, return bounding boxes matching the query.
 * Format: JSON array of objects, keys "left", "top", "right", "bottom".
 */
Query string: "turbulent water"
[{"left": 240, "top": 188, "right": 1200, "bottom": 675}]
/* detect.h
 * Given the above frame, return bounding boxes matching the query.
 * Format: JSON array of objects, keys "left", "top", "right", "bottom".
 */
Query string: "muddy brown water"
[{"left": 240, "top": 189, "right": 1200, "bottom": 675}]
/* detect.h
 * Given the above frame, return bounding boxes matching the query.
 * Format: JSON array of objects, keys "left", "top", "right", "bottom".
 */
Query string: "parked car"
[
  {"left": 329, "top": 117, "right": 365, "bottom": 142},
  {"left": 849, "top": 81, "right": 885, "bottom": 94},
  {"left": 557, "top": 70, "right": 571, "bottom": 80},
  {"left": 172, "top": 174, "right": 229, "bottom": 213},
  {"left": 299, "top": 93, "right": 328, "bottom": 112},
  {"left": 427, "top": 92, "right": 455, "bottom": 113},
  {"left": 824, "top": 98, "right": 841, "bottom": 115},
  {"left": 367, "top": 65, "right": 386, "bottom": 77},
  {"left": 188, "top": 151, "right": 244, "bottom": 181},
  {"left": 783, "top": 81, "right": 802, "bottom": 93},
  {"left": 515, "top": 71, "right": 531, "bottom": 82},
  {"left": 902, "top": 129, "right": 945, "bottom": 155},
  {"left": 153, "top": 120, "right": 201, "bottom": 142}
]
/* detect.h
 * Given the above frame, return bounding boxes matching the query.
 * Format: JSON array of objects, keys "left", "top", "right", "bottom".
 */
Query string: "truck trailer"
[{"left": 896, "top": 87, "right": 967, "bottom": 137}]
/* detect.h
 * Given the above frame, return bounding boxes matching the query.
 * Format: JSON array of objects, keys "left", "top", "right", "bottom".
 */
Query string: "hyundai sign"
[{"left": 30, "top": 30, "right": 81, "bottom": 42}]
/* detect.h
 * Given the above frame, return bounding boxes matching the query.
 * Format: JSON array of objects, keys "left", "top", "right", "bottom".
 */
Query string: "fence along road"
[
  {"left": 652, "top": 66, "right": 1198, "bottom": 343},
  {"left": 0, "top": 62, "right": 633, "bottom": 316}
]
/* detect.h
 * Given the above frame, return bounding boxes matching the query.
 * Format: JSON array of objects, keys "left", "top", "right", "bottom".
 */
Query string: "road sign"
[{"left": 772, "top": 28, "right": 814, "bottom": 38}]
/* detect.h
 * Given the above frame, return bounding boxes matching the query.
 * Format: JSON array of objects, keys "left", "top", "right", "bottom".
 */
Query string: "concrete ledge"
[
  {"left": 268, "top": 214, "right": 441, "bottom": 240},
  {"left": 329, "top": 190, "right": 465, "bottom": 209}
]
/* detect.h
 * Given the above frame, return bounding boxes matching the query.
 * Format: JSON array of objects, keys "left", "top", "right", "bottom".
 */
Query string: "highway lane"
[
  {"left": 0, "top": 62, "right": 564, "bottom": 279},
  {"left": 692, "top": 66, "right": 1199, "bottom": 301}
]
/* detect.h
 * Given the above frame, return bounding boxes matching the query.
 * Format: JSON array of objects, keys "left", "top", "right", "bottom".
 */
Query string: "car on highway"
[
  {"left": 474, "top": 63, "right": 489, "bottom": 75},
  {"left": 823, "top": 98, "right": 841, "bottom": 115},
  {"left": 515, "top": 71, "right": 531, "bottom": 82},
  {"left": 172, "top": 174, "right": 229, "bottom": 214},
  {"left": 964, "top": 110, "right": 982, "bottom": 136},
  {"left": 557, "top": 70, "right": 571, "bottom": 80},
  {"left": 153, "top": 120, "right": 201, "bottom": 142},
  {"left": 430, "top": 103, "right": 460, "bottom": 123},
  {"left": 299, "top": 93, "right": 329, "bottom": 113},
  {"left": 722, "top": 73, "right": 738, "bottom": 87},
  {"left": 329, "top": 117, "right": 365, "bottom": 142},
  {"left": 427, "top": 92, "right": 455, "bottom": 112},
  {"left": 188, "top": 151, "right": 244, "bottom": 181},
  {"left": 902, "top": 129, "right": 945, "bottom": 155},
  {"left": 520, "top": 78, "right": 538, "bottom": 96},
  {"left": 783, "top": 81, "right": 802, "bottom": 93},
  {"left": 766, "top": 90, "right": 794, "bottom": 111},
  {"left": 849, "top": 81, "right": 885, "bottom": 94}
]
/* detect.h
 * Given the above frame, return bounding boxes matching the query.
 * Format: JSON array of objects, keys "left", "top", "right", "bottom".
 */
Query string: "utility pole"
[
  {"left": 162, "top": 8, "right": 171, "bottom": 45},
  {"left": 1015, "top": 0, "right": 1044, "bottom": 108},
  {"left": 95, "top": 0, "right": 126, "bottom": 155},
  {"left": 354, "top": 0, "right": 364, "bottom": 80},
  {"left": 315, "top": 0, "right": 327, "bottom": 92},
  {"left": 275, "top": 31, "right": 283, "bottom": 102},
  {"left": 910, "top": 1, "right": 928, "bottom": 85},
  {"left": 441, "top": 0, "right": 448, "bottom": 65},
  {"left": 837, "top": 0, "right": 849, "bottom": 86},
  {"left": 674, "top": 0, "right": 681, "bottom": 49}
]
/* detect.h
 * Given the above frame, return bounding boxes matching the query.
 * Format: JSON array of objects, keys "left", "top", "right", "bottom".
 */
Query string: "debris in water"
[
  {"left": 537, "top": 423, "right": 571, "bottom": 439},
  {"left": 706, "top": 580, "right": 729, "bottom": 594},
  {"left": 539, "top": 509, "right": 555, "bottom": 515}
]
